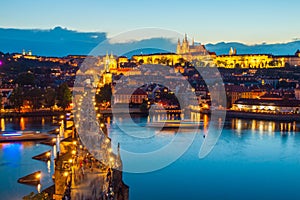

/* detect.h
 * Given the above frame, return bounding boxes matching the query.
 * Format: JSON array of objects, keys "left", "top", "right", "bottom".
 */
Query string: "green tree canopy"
[
  {"left": 44, "top": 88, "right": 56, "bottom": 109},
  {"left": 96, "top": 84, "right": 112, "bottom": 105},
  {"left": 9, "top": 87, "right": 24, "bottom": 112},
  {"left": 56, "top": 83, "right": 72, "bottom": 110}
]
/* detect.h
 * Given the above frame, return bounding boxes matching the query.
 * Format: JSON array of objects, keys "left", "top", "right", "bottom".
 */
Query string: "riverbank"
[
  {"left": 0, "top": 110, "right": 67, "bottom": 118},
  {"left": 225, "top": 110, "right": 300, "bottom": 121}
]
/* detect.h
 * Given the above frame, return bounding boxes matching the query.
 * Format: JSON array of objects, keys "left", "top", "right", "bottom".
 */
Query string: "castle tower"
[
  {"left": 233, "top": 48, "right": 237, "bottom": 55},
  {"left": 181, "top": 33, "right": 189, "bottom": 54},
  {"left": 176, "top": 39, "right": 181, "bottom": 54},
  {"left": 104, "top": 52, "right": 110, "bottom": 72},
  {"left": 229, "top": 47, "right": 234, "bottom": 56}
]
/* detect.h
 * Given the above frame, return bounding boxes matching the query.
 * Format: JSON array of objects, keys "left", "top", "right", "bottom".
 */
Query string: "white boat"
[{"left": 147, "top": 120, "right": 203, "bottom": 129}]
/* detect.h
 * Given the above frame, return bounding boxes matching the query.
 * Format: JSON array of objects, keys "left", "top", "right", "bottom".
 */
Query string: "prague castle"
[
  {"left": 176, "top": 34, "right": 208, "bottom": 56},
  {"left": 132, "top": 34, "right": 300, "bottom": 68}
]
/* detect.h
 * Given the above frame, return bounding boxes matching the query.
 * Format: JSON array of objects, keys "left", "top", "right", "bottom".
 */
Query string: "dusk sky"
[{"left": 1, "top": 0, "right": 300, "bottom": 44}]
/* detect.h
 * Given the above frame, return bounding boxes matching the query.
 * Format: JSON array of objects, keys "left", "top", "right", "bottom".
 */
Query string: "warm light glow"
[
  {"left": 1, "top": 118, "right": 5, "bottom": 131},
  {"left": 36, "top": 173, "right": 41, "bottom": 179},
  {"left": 267, "top": 106, "right": 275, "bottom": 111},
  {"left": 20, "top": 117, "right": 25, "bottom": 131},
  {"left": 63, "top": 172, "right": 69, "bottom": 177},
  {"left": 46, "top": 152, "right": 51, "bottom": 157},
  {"left": 37, "top": 184, "right": 41, "bottom": 193},
  {"left": 47, "top": 160, "right": 51, "bottom": 173},
  {"left": 203, "top": 104, "right": 209, "bottom": 109}
]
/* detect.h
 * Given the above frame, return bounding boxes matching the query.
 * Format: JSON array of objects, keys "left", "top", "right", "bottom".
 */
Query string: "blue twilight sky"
[{"left": 1, "top": 0, "right": 300, "bottom": 44}]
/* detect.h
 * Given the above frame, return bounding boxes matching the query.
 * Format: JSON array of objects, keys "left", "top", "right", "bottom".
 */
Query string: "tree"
[
  {"left": 139, "top": 99, "right": 150, "bottom": 114},
  {"left": 44, "top": 88, "right": 56, "bottom": 109},
  {"left": 178, "top": 58, "right": 186, "bottom": 66},
  {"left": 96, "top": 84, "right": 112, "bottom": 105},
  {"left": 27, "top": 88, "right": 43, "bottom": 110},
  {"left": 9, "top": 87, "right": 24, "bottom": 112},
  {"left": 56, "top": 83, "right": 72, "bottom": 110}
]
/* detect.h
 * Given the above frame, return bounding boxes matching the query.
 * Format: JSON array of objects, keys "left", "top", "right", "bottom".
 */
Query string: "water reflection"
[
  {"left": 0, "top": 116, "right": 56, "bottom": 132},
  {"left": 47, "top": 160, "right": 51, "bottom": 173},
  {"left": 20, "top": 117, "right": 25, "bottom": 130},
  {"left": 230, "top": 118, "right": 298, "bottom": 136},
  {"left": 1, "top": 118, "right": 5, "bottom": 131},
  {"left": 37, "top": 183, "right": 41, "bottom": 193},
  {"left": 0, "top": 142, "right": 36, "bottom": 150}
]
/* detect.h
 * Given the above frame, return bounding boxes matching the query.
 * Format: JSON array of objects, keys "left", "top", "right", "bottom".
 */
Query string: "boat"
[
  {"left": 147, "top": 120, "right": 203, "bottom": 129},
  {"left": 0, "top": 131, "right": 53, "bottom": 142}
]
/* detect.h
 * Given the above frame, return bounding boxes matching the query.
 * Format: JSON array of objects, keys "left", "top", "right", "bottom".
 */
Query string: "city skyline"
[{"left": 1, "top": 0, "right": 300, "bottom": 44}]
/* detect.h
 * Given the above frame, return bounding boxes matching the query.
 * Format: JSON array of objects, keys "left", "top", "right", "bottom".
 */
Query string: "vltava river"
[
  {"left": 0, "top": 117, "right": 56, "bottom": 200},
  {"left": 108, "top": 115, "right": 300, "bottom": 200},
  {"left": 1, "top": 116, "right": 300, "bottom": 199}
]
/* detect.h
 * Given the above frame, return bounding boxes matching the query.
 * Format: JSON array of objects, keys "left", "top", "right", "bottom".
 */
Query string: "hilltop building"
[{"left": 176, "top": 34, "right": 208, "bottom": 56}]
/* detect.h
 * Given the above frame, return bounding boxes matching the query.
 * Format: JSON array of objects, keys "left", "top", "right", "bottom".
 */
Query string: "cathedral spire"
[
  {"left": 192, "top": 37, "right": 195, "bottom": 46},
  {"left": 105, "top": 51, "right": 109, "bottom": 72}
]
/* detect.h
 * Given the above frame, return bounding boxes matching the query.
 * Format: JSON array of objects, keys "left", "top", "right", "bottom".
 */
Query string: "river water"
[
  {"left": 0, "top": 117, "right": 57, "bottom": 200},
  {"left": 108, "top": 116, "right": 300, "bottom": 200},
  {"left": 1, "top": 116, "right": 300, "bottom": 200}
]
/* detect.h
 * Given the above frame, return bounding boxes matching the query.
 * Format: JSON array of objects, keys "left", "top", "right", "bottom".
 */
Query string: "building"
[
  {"left": 275, "top": 50, "right": 300, "bottom": 67},
  {"left": 215, "top": 54, "right": 281, "bottom": 68},
  {"left": 114, "top": 88, "right": 147, "bottom": 104},
  {"left": 104, "top": 52, "right": 117, "bottom": 71},
  {"left": 232, "top": 98, "right": 300, "bottom": 114},
  {"left": 117, "top": 56, "right": 129, "bottom": 68},
  {"left": 0, "top": 85, "right": 14, "bottom": 108},
  {"left": 176, "top": 34, "right": 208, "bottom": 56}
]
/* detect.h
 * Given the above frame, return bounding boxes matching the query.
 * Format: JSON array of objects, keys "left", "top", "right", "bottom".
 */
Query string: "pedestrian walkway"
[{"left": 68, "top": 149, "right": 112, "bottom": 200}]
